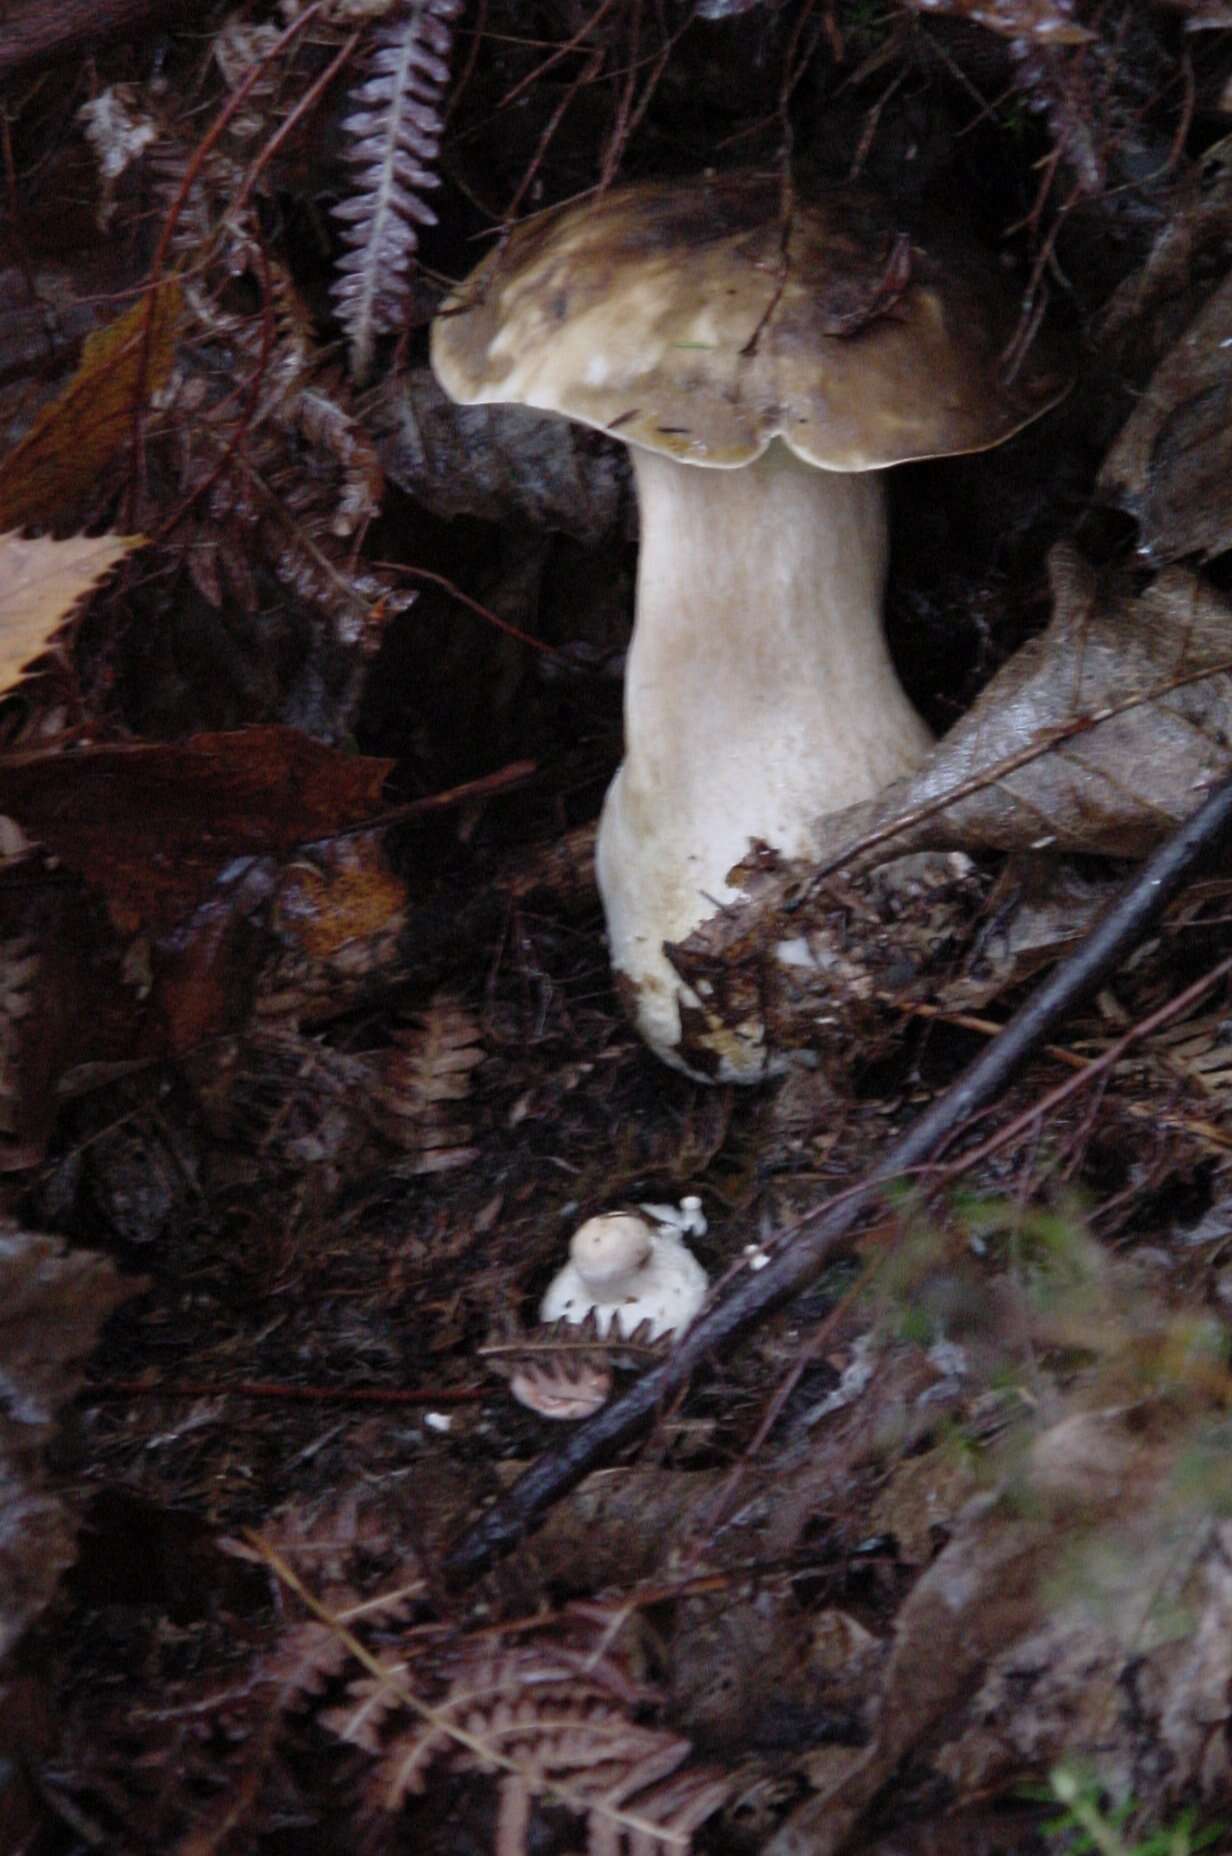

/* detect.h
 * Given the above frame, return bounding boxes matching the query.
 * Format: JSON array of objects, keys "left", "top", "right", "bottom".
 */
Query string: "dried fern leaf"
[
  {"left": 487, "top": 1311, "right": 670, "bottom": 1416},
  {"left": 332, "top": 0, "right": 462, "bottom": 380},
  {"left": 369, "top": 991, "right": 484, "bottom": 1171},
  {"left": 221, "top": 1489, "right": 421, "bottom": 1585},
  {"left": 266, "top": 1577, "right": 424, "bottom": 1707},
  {"left": 342, "top": 1642, "right": 730, "bottom": 1850},
  {"left": 269, "top": 1542, "right": 731, "bottom": 1856},
  {"left": 263, "top": 1619, "right": 357, "bottom": 1703},
  {"left": 320, "top": 1659, "right": 414, "bottom": 1750},
  {"left": 613, "top": 1767, "right": 736, "bottom": 1856},
  {"left": 223, "top": 1503, "right": 426, "bottom": 1707},
  {"left": 296, "top": 381, "right": 385, "bottom": 536}
]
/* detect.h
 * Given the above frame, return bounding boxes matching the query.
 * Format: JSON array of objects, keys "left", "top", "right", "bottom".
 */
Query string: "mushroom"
[
  {"left": 540, "top": 1209, "right": 709, "bottom": 1341},
  {"left": 431, "top": 172, "right": 1069, "bottom": 1080}
]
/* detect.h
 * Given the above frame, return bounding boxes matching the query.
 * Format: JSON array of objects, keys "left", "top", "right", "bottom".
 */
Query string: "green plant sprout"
[{"left": 1038, "top": 1762, "right": 1222, "bottom": 1856}]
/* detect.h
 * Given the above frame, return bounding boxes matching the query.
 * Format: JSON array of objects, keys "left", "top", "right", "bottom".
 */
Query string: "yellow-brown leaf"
[
  {"left": 0, "top": 280, "right": 181, "bottom": 531},
  {"left": 0, "top": 529, "right": 142, "bottom": 695}
]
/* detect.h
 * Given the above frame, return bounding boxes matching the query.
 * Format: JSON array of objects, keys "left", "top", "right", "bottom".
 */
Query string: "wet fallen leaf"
[
  {"left": 142, "top": 856, "right": 280, "bottom": 1051},
  {"left": 807, "top": 546, "right": 1232, "bottom": 867},
  {"left": 0, "top": 281, "right": 180, "bottom": 531},
  {"left": 0, "top": 529, "right": 141, "bottom": 693},
  {"left": 1100, "top": 270, "right": 1232, "bottom": 563},
  {"left": 2, "top": 725, "right": 394, "bottom": 932},
  {"left": 768, "top": 1407, "right": 1190, "bottom": 1855}
]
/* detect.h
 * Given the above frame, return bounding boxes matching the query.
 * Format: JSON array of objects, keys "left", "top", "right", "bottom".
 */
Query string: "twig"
[
  {"left": 445, "top": 769, "right": 1232, "bottom": 1583},
  {"left": 363, "top": 756, "right": 537, "bottom": 828},
  {"left": 376, "top": 562, "right": 562, "bottom": 656},
  {"left": 85, "top": 1378, "right": 484, "bottom": 1406},
  {"left": 938, "top": 952, "right": 1232, "bottom": 1179}
]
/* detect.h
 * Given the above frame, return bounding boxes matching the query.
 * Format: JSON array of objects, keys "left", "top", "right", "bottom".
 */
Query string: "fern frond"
[
  {"left": 255, "top": 1533, "right": 733, "bottom": 1856},
  {"left": 327, "top": 1640, "right": 731, "bottom": 1852},
  {"left": 369, "top": 991, "right": 484, "bottom": 1172},
  {"left": 332, "top": 0, "right": 461, "bottom": 380},
  {"left": 320, "top": 1659, "right": 414, "bottom": 1750}
]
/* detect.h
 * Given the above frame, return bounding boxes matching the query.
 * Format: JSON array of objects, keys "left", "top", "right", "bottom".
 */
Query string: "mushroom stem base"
[{"left": 597, "top": 440, "right": 933, "bottom": 1081}]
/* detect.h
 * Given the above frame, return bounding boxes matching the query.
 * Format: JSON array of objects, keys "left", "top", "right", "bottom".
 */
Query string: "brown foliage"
[{"left": 3, "top": 728, "right": 393, "bottom": 932}]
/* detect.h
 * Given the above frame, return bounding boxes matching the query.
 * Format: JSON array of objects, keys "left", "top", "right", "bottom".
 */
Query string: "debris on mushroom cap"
[
  {"left": 540, "top": 1209, "right": 709, "bottom": 1340},
  {"left": 431, "top": 170, "right": 1071, "bottom": 473}
]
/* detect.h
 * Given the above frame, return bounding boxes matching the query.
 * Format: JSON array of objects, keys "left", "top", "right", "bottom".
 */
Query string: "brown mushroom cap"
[{"left": 431, "top": 170, "right": 1071, "bottom": 471}]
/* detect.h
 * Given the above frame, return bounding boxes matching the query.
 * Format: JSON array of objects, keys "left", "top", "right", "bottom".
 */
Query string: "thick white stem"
[{"left": 596, "top": 440, "right": 933, "bottom": 1079}]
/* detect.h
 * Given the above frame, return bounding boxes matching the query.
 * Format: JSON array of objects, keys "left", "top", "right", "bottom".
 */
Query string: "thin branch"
[{"left": 84, "top": 1379, "right": 485, "bottom": 1406}]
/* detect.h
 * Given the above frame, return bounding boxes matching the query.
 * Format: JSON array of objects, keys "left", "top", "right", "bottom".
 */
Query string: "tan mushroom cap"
[{"left": 431, "top": 170, "right": 1071, "bottom": 472}]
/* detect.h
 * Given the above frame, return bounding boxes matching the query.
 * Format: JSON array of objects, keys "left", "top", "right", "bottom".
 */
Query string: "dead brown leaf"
[
  {"left": 768, "top": 1407, "right": 1185, "bottom": 1856},
  {"left": 1100, "top": 270, "right": 1232, "bottom": 564},
  {"left": 372, "top": 368, "right": 625, "bottom": 544},
  {"left": 805, "top": 546, "right": 1232, "bottom": 868},
  {"left": 1100, "top": 133, "right": 1232, "bottom": 366},
  {"left": 0, "top": 281, "right": 181, "bottom": 532},
  {"left": 1, "top": 726, "right": 394, "bottom": 932},
  {"left": 0, "top": 530, "right": 142, "bottom": 694}
]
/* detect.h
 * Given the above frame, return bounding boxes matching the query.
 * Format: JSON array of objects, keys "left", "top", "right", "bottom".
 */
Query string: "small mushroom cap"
[
  {"left": 431, "top": 170, "right": 1071, "bottom": 471},
  {"left": 568, "top": 1211, "right": 655, "bottom": 1289}
]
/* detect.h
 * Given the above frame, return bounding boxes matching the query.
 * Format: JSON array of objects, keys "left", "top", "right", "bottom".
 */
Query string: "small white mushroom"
[{"left": 540, "top": 1209, "right": 709, "bottom": 1341}]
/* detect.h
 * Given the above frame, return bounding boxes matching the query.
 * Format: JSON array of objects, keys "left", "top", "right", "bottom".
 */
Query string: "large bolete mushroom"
[{"left": 431, "top": 171, "right": 1070, "bottom": 1080}]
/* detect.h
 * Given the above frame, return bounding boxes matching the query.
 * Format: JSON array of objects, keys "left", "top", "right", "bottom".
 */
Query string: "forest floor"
[{"left": 4, "top": 3, "right": 1232, "bottom": 1853}]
